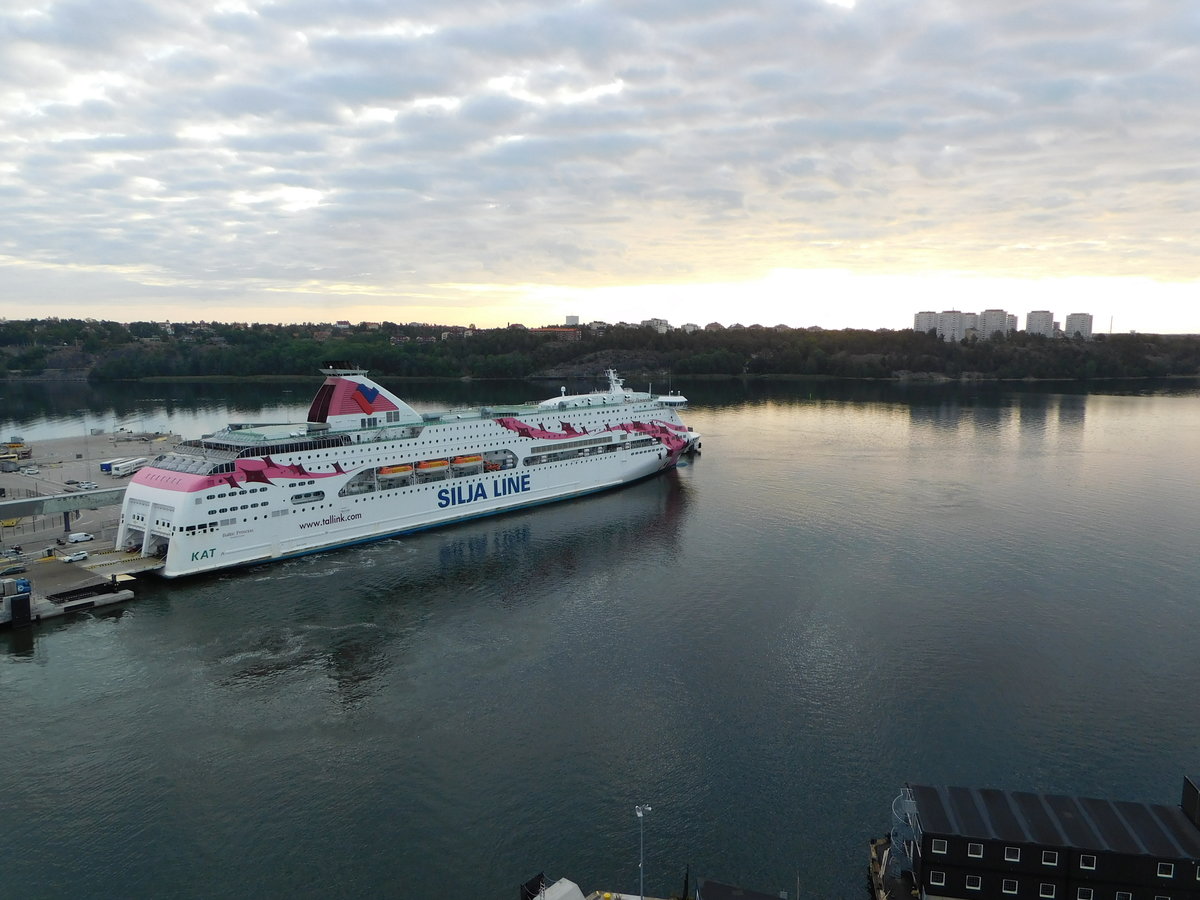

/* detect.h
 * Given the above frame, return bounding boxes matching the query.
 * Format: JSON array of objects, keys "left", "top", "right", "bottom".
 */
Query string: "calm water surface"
[{"left": 2, "top": 379, "right": 1199, "bottom": 898}]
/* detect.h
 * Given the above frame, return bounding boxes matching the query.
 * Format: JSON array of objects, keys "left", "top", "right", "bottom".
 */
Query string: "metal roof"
[{"left": 909, "top": 783, "right": 1200, "bottom": 860}]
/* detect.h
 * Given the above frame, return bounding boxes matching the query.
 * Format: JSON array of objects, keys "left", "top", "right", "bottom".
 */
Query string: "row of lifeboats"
[{"left": 378, "top": 455, "right": 493, "bottom": 480}]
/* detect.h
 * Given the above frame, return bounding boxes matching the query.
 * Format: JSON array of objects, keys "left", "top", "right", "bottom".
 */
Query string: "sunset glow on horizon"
[{"left": 2, "top": 1, "right": 1198, "bottom": 332}]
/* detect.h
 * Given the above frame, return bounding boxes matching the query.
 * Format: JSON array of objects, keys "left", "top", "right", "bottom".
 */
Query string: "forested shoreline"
[{"left": 2, "top": 318, "right": 1199, "bottom": 382}]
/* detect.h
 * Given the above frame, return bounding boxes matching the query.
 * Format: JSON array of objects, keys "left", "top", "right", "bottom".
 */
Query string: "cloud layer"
[{"left": 2, "top": 0, "right": 1198, "bottom": 326}]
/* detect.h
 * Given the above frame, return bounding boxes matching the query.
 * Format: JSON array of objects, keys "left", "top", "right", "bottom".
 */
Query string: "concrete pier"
[{"left": 1, "top": 430, "right": 177, "bottom": 627}]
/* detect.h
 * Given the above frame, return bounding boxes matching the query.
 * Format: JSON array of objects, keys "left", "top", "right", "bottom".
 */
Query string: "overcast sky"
[{"left": 2, "top": 0, "right": 1198, "bottom": 331}]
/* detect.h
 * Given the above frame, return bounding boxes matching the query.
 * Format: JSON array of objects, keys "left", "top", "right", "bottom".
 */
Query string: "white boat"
[{"left": 116, "top": 364, "right": 699, "bottom": 577}]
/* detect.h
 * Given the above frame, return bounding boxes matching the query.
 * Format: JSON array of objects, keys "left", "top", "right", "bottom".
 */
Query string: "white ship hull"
[{"left": 116, "top": 367, "right": 699, "bottom": 577}]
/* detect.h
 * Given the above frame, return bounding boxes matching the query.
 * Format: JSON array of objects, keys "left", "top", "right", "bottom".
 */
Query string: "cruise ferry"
[{"left": 115, "top": 364, "right": 700, "bottom": 577}]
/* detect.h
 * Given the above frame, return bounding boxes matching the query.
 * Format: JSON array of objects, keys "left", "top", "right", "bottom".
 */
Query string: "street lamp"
[{"left": 635, "top": 804, "right": 652, "bottom": 900}]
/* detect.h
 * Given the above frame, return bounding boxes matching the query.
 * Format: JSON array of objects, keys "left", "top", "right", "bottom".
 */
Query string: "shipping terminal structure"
[
  {"left": 115, "top": 364, "right": 699, "bottom": 577},
  {"left": 873, "top": 776, "right": 1200, "bottom": 900}
]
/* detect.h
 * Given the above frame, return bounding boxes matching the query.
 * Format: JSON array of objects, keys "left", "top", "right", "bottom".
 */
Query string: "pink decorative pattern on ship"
[
  {"left": 496, "top": 417, "right": 691, "bottom": 456},
  {"left": 131, "top": 455, "right": 340, "bottom": 493}
]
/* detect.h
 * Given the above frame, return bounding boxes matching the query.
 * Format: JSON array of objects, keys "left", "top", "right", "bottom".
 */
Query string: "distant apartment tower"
[
  {"left": 565, "top": 315, "right": 579, "bottom": 327},
  {"left": 1026, "top": 310, "right": 1054, "bottom": 337},
  {"left": 914, "top": 311, "right": 937, "bottom": 333},
  {"left": 978, "top": 309, "right": 1011, "bottom": 339},
  {"left": 936, "top": 311, "right": 967, "bottom": 343},
  {"left": 641, "top": 317, "right": 670, "bottom": 334},
  {"left": 1065, "top": 312, "right": 1094, "bottom": 339}
]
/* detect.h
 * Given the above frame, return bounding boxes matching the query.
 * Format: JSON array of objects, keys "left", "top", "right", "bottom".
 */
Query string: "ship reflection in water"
[{"left": 159, "top": 469, "right": 693, "bottom": 712}]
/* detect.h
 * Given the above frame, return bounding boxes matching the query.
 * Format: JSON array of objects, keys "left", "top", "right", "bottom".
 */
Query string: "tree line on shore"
[{"left": 2, "top": 318, "right": 1199, "bottom": 381}]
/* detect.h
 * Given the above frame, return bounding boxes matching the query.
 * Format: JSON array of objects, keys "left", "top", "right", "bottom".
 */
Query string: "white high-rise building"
[
  {"left": 914, "top": 311, "right": 938, "bottom": 333},
  {"left": 979, "top": 309, "right": 1011, "bottom": 339},
  {"left": 963, "top": 313, "right": 979, "bottom": 334},
  {"left": 641, "top": 318, "right": 670, "bottom": 334},
  {"left": 1026, "top": 310, "right": 1054, "bottom": 337},
  {"left": 565, "top": 315, "right": 579, "bottom": 327},
  {"left": 1064, "top": 313, "right": 1093, "bottom": 340},
  {"left": 937, "top": 311, "right": 967, "bottom": 343}
]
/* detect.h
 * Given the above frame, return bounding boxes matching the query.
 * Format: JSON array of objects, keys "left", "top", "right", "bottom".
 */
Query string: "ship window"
[
  {"left": 1158, "top": 863, "right": 1174, "bottom": 878},
  {"left": 219, "top": 508, "right": 227, "bottom": 513},
  {"left": 1115, "top": 893, "right": 1131, "bottom": 900},
  {"left": 968, "top": 843, "right": 983, "bottom": 858},
  {"left": 1042, "top": 851, "right": 1058, "bottom": 866},
  {"left": 1079, "top": 855, "right": 1095, "bottom": 870},
  {"left": 931, "top": 839, "right": 948, "bottom": 854},
  {"left": 1076, "top": 890, "right": 1093, "bottom": 900},
  {"left": 1005, "top": 848, "right": 1021, "bottom": 862},
  {"left": 1039, "top": 886, "right": 1055, "bottom": 899},
  {"left": 966, "top": 875, "right": 981, "bottom": 891},
  {"left": 1002, "top": 880, "right": 1017, "bottom": 895},
  {"left": 929, "top": 871, "right": 945, "bottom": 887}
]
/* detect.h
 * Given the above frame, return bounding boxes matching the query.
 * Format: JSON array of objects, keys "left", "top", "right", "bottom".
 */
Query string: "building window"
[
  {"left": 1076, "top": 890, "right": 1093, "bottom": 900},
  {"left": 966, "top": 874, "right": 982, "bottom": 891},
  {"left": 1039, "top": 885, "right": 1056, "bottom": 899},
  {"left": 1079, "top": 855, "right": 1096, "bottom": 871},
  {"left": 1042, "top": 850, "right": 1058, "bottom": 866},
  {"left": 929, "top": 871, "right": 946, "bottom": 887},
  {"left": 968, "top": 842, "right": 984, "bottom": 858},
  {"left": 1005, "top": 847, "right": 1021, "bottom": 862},
  {"left": 1157, "top": 863, "right": 1174, "bottom": 878},
  {"left": 1116, "top": 893, "right": 1132, "bottom": 900},
  {"left": 931, "top": 839, "right": 948, "bottom": 855},
  {"left": 1003, "top": 879, "right": 1018, "bottom": 894}
]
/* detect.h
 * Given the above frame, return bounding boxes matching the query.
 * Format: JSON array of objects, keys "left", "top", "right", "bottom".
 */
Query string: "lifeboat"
[
  {"left": 451, "top": 455, "right": 483, "bottom": 465},
  {"left": 378, "top": 464, "right": 413, "bottom": 476},
  {"left": 417, "top": 459, "right": 448, "bottom": 469}
]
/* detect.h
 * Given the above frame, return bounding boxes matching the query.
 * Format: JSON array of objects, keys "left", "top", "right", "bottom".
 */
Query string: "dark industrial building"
[{"left": 901, "top": 777, "right": 1200, "bottom": 900}]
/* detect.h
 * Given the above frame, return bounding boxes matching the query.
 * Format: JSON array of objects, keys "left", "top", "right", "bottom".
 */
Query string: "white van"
[{"left": 67, "top": 532, "right": 94, "bottom": 543}]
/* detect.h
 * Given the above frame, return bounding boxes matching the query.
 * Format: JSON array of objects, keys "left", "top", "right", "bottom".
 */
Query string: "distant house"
[{"left": 334, "top": 320, "right": 351, "bottom": 330}]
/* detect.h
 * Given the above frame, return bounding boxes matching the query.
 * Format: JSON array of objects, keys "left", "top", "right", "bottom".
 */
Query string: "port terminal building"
[{"left": 899, "top": 777, "right": 1200, "bottom": 900}]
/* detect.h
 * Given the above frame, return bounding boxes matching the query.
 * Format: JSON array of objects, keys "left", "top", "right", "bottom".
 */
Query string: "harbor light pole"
[{"left": 636, "top": 804, "right": 652, "bottom": 900}]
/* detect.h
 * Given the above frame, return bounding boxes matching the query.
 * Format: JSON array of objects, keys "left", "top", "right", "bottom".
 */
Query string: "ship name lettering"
[
  {"left": 191, "top": 548, "right": 216, "bottom": 561},
  {"left": 436, "top": 474, "right": 531, "bottom": 509}
]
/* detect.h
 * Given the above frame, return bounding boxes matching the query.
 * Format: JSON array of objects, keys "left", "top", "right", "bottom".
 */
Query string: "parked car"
[
  {"left": 63, "top": 550, "right": 89, "bottom": 562},
  {"left": 65, "top": 479, "right": 79, "bottom": 485},
  {"left": 0, "top": 563, "right": 27, "bottom": 576},
  {"left": 67, "top": 532, "right": 94, "bottom": 543},
  {"left": 21, "top": 467, "right": 40, "bottom": 476},
  {"left": 78, "top": 481, "right": 99, "bottom": 490}
]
